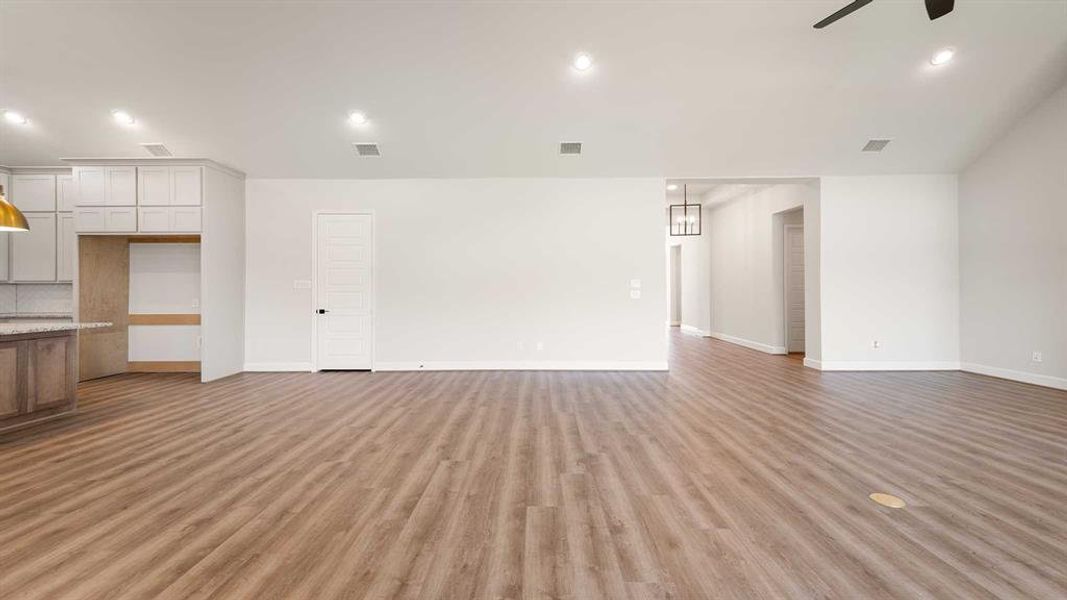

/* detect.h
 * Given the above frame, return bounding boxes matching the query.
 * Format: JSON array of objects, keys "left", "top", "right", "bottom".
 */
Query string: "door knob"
[{"left": 316, "top": 309, "right": 329, "bottom": 314}]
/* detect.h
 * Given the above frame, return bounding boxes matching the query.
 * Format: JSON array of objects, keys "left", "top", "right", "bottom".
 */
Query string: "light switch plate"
[
  {"left": 293, "top": 280, "right": 312, "bottom": 290},
  {"left": 630, "top": 279, "right": 642, "bottom": 289}
]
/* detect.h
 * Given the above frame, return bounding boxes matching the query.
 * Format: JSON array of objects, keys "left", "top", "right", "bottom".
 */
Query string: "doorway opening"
[
  {"left": 669, "top": 245, "right": 681, "bottom": 326},
  {"left": 776, "top": 208, "right": 805, "bottom": 355}
]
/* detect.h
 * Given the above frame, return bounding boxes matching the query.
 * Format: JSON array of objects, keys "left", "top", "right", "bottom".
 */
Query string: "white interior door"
[
  {"left": 316, "top": 213, "right": 374, "bottom": 370},
  {"left": 784, "top": 224, "right": 805, "bottom": 353}
]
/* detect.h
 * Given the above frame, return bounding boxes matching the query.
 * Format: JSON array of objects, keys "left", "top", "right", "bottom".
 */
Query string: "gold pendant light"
[{"left": 0, "top": 184, "right": 30, "bottom": 232}]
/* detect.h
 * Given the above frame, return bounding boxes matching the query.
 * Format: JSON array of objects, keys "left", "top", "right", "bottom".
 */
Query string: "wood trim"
[
  {"left": 126, "top": 361, "right": 200, "bottom": 373},
  {"left": 128, "top": 313, "right": 201, "bottom": 326},
  {"left": 128, "top": 235, "right": 201, "bottom": 244}
]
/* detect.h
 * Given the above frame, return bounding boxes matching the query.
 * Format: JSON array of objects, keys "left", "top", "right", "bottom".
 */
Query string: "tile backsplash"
[
  {"left": 0, "top": 285, "right": 14, "bottom": 314},
  {"left": 0, "top": 284, "right": 73, "bottom": 315}
]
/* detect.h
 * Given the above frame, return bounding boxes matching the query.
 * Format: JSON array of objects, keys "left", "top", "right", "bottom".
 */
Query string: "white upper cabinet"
[
  {"left": 138, "top": 207, "right": 170, "bottom": 232},
  {"left": 106, "top": 167, "right": 137, "bottom": 206},
  {"left": 171, "top": 167, "right": 202, "bottom": 206},
  {"left": 137, "top": 206, "right": 202, "bottom": 233},
  {"left": 57, "top": 213, "right": 76, "bottom": 282},
  {"left": 170, "top": 207, "right": 202, "bottom": 232},
  {"left": 75, "top": 166, "right": 137, "bottom": 206},
  {"left": 56, "top": 175, "right": 77, "bottom": 211},
  {"left": 74, "top": 167, "right": 107, "bottom": 206},
  {"left": 12, "top": 175, "right": 57, "bottom": 211},
  {"left": 105, "top": 207, "right": 137, "bottom": 232},
  {"left": 11, "top": 213, "right": 57, "bottom": 281},
  {"left": 138, "top": 166, "right": 172, "bottom": 206}
]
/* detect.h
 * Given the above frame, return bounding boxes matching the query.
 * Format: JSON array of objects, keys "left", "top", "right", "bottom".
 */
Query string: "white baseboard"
[
  {"left": 708, "top": 331, "right": 786, "bottom": 355},
  {"left": 810, "top": 360, "right": 961, "bottom": 371},
  {"left": 243, "top": 362, "right": 314, "bottom": 372},
  {"left": 961, "top": 362, "right": 1067, "bottom": 391},
  {"left": 374, "top": 361, "right": 669, "bottom": 372},
  {"left": 679, "top": 324, "right": 709, "bottom": 337}
]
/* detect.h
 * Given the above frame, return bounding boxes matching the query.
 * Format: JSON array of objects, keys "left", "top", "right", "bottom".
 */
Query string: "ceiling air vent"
[
  {"left": 140, "top": 143, "right": 173, "bottom": 157},
  {"left": 862, "top": 138, "right": 892, "bottom": 152},
  {"left": 353, "top": 143, "right": 381, "bottom": 157},
  {"left": 559, "top": 141, "right": 582, "bottom": 156}
]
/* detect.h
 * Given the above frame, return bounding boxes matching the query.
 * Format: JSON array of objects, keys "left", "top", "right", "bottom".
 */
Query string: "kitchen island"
[{"left": 0, "top": 321, "right": 110, "bottom": 433}]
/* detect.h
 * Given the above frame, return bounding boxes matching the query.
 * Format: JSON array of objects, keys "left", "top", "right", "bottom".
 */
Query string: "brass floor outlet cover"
[{"left": 869, "top": 493, "right": 906, "bottom": 509}]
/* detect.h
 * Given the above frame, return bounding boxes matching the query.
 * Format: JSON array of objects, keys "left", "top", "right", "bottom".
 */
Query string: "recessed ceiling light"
[
  {"left": 572, "top": 53, "right": 593, "bottom": 72},
  {"left": 348, "top": 111, "right": 368, "bottom": 126},
  {"left": 111, "top": 109, "right": 135, "bottom": 126},
  {"left": 930, "top": 47, "right": 955, "bottom": 66},
  {"left": 666, "top": 184, "right": 678, "bottom": 191},
  {"left": 3, "top": 110, "right": 29, "bottom": 125}
]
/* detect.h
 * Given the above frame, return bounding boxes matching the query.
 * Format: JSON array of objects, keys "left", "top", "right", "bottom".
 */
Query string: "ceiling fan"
[{"left": 814, "top": 0, "right": 955, "bottom": 29}]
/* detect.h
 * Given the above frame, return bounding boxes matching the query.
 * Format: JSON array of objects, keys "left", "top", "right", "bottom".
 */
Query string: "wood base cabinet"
[{"left": 0, "top": 330, "right": 78, "bottom": 433}]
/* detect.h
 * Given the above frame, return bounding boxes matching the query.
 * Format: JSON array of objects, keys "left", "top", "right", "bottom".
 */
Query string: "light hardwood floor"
[{"left": 2, "top": 330, "right": 1066, "bottom": 599}]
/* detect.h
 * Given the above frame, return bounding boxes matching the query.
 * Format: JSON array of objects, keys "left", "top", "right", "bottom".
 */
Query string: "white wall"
[
  {"left": 201, "top": 167, "right": 246, "bottom": 382},
  {"left": 244, "top": 178, "right": 668, "bottom": 370},
  {"left": 705, "top": 183, "right": 818, "bottom": 354},
  {"left": 959, "top": 82, "right": 1067, "bottom": 389},
  {"left": 817, "top": 175, "right": 959, "bottom": 370}
]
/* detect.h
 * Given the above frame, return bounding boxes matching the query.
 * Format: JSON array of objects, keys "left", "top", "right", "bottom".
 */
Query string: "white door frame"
[
  {"left": 311, "top": 210, "right": 376, "bottom": 372},
  {"left": 783, "top": 223, "right": 803, "bottom": 354}
]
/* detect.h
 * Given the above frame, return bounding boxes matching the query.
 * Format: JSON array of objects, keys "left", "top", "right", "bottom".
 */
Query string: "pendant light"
[
  {"left": 0, "top": 185, "right": 30, "bottom": 232},
  {"left": 668, "top": 184, "right": 701, "bottom": 236}
]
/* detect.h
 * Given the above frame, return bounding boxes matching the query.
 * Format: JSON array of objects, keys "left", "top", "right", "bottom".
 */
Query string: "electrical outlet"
[
  {"left": 1032, "top": 351, "right": 1043, "bottom": 363},
  {"left": 872, "top": 340, "right": 880, "bottom": 349},
  {"left": 536, "top": 341, "right": 544, "bottom": 352},
  {"left": 630, "top": 290, "right": 641, "bottom": 299}
]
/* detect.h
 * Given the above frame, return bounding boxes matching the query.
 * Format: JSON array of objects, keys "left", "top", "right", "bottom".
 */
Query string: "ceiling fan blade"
[
  {"left": 813, "top": 0, "right": 875, "bottom": 29},
  {"left": 925, "top": 0, "right": 955, "bottom": 20}
]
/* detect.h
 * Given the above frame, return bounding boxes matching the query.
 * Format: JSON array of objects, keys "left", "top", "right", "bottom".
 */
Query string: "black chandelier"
[{"left": 669, "top": 184, "right": 701, "bottom": 236}]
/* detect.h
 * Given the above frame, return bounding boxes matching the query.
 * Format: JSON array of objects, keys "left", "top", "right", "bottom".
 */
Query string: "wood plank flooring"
[{"left": 2, "top": 330, "right": 1066, "bottom": 599}]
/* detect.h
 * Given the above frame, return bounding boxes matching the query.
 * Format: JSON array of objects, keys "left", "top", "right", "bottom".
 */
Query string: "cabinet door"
[
  {"left": 0, "top": 232, "right": 8, "bottom": 281},
  {"left": 74, "top": 208, "right": 107, "bottom": 232},
  {"left": 0, "top": 341, "right": 20, "bottom": 417},
  {"left": 56, "top": 213, "right": 76, "bottom": 282},
  {"left": 171, "top": 167, "right": 202, "bottom": 206},
  {"left": 106, "top": 207, "right": 137, "bottom": 232},
  {"left": 170, "top": 207, "right": 202, "bottom": 232},
  {"left": 138, "top": 166, "right": 171, "bottom": 206},
  {"left": 106, "top": 167, "right": 137, "bottom": 206},
  {"left": 138, "top": 207, "right": 170, "bottom": 232},
  {"left": 11, "top": 213, "right": 57, "bottom": 281},
  {"left": 74, "top": 167, "right": 107, "bottom": 206},
  {"left": 12, "top": 175, "right": 57, "bottom": 211},
  {"left": 56, "top": 175, "right": 77, "bottom": 211}
]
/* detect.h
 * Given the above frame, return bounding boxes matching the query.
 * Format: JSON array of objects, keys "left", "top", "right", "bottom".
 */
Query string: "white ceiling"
[{"left": 1, "top": 1, "right": 1065, "bottom": 179}]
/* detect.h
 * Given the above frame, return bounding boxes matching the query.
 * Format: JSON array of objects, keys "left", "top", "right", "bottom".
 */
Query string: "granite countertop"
[
  {"left": 0, "top": 321, "right": 113, "bottom": 336},
  {"left": 0, "top": 313, "right": 75, "bottom": 319}
]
